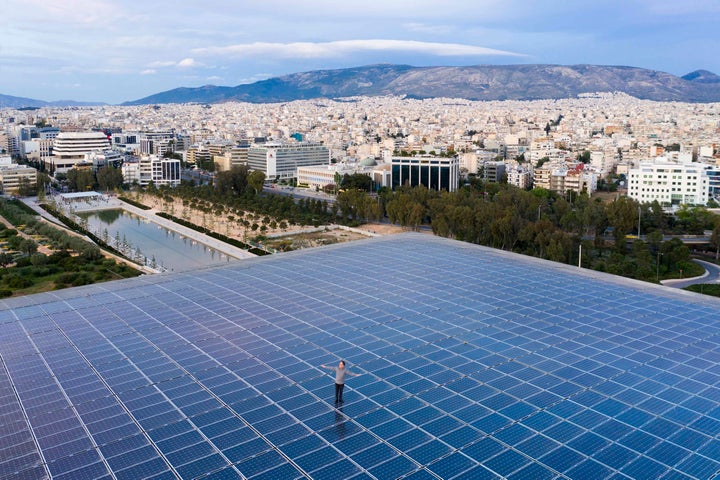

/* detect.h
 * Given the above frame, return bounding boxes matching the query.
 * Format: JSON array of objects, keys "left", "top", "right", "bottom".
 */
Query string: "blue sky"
[{"left": 2, "top": 0, "right": 719, "bottom": 104}]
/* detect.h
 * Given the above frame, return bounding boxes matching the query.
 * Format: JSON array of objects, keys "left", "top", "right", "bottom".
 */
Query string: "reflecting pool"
[{"left": 78, "top": 209, "right": 234, "bottom": 272}]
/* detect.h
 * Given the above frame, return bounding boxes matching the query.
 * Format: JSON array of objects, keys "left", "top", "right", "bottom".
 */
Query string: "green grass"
[
  {"left": 684, "top": 284, "right": 720, "bottom": 298},
  {"left": 118, "top": 196, "right": 152, "bottom": 210}
]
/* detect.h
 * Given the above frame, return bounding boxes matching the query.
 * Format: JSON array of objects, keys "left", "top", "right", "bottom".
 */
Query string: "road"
[
  {"left": 181, "top": 169, "right": 215, "bottom": 185},
  {"left": 263, "top": 185, "right": 336, "bottom": 204},
  {"left": 662, "top": 259, "right": 720, "bottom": 289}
]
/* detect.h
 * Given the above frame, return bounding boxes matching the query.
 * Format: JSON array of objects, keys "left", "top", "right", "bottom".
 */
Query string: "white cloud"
[
  {"left": 177, "top": 58, "right": 198, "bottom": 68},
  {"left": 148, "top": 58, "right": 201, "bottom": 69},
  {"left": 193, "top": 39, "right": 525, "bottom": 59},
  {"left": 140, "top": 69, "right": 156, "bottom": 75}
]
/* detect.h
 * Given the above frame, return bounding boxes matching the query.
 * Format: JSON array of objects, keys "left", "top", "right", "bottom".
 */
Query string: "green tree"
[
  {"left": 341, "top": 173, "right": 373, "bottom": 192},
  {"left": 215, "top": 165, "right": 249, "bottom": 195},
  {"left": 248, "top": 170, "right": 266, "bottom": 195},
  {"left": 96, "top": 165, "right": 124, "bottom": 191},
  {"left": 17, "top": 177, "right": 35, "bottom": 197},
  {"left": 18, "top": 238, "right": 38, "bottom": 256},
  {"left": 710, "top": 223, "right": 720, "bottom": 260},
  {"left": 0, "top": 253, "right": 13, "bottom": 268},
  {"left": 606, "top": 197, "right": 638, "bottom": 250},
  {"left": 536, "top": 156, "right": 550, "bottom": 168},
  {"left": 577, "top": 150, "right": 591, "bottom": 163},
  {"left": 66, "top": 168, "right": 95, "bottom": 192}
]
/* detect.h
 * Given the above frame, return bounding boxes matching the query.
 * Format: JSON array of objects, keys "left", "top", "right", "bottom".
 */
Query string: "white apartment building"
[
  {"left": 506, "top": 164, "right": 534, "bottom": 190},
  {"left": 48, "top": 132, "right": 110, "bottom": 172},
  {"left": 121, "top": 155, "right": 181, "bottom": 187},
  {"left": 459, "top": 152, "right": 479, "bottom": 174},
  {"left": 0, "top": 164, "right": 37, "bottom": 195},
  {"left": 247, "top": 142, "right": 330, "bottom": 180},
  {"left": 627, "top": 159, "right": 710, "bottom": 206},
  {"left": 22, "top": 139, "right": 54, "bottom": 162},
  {"left": 534, "top": 163, "right": 597, "bottom": 195}
]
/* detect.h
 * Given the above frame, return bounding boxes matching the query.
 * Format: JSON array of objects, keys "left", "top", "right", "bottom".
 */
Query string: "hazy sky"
[{"left": 2, "top": 0, "right": 719, "bottom": 104}]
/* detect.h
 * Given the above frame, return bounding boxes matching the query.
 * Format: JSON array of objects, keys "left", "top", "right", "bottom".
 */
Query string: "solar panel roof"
[{"left": 1, "top": 232, "right": 720, "bottom": 479}]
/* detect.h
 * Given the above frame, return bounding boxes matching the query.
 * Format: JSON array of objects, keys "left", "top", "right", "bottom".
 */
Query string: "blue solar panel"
[{"left": 1, "top": 233, "right": 720, "bottom": 478}]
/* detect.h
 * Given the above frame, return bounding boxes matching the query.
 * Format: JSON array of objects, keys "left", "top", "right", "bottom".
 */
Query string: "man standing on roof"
[{"left": 321, "top": 360, "right": 360, "bottom": 404}]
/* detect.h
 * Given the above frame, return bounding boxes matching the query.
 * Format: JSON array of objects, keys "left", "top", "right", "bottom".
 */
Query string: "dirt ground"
[
  {"left": 131, "top": 192, "right": 406, "bottom": 252},
  {"left": 263, "top": 229, "right": 368, "bottom": 251},
  {"left": 358, "top": 222, "right": 408, "bottom": 235}
]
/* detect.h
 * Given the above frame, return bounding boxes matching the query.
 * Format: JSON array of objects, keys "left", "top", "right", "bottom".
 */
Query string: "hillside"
[
  {"left": 124, "top": 64, "right": 720, "bottom": 105},
  {"left": 0, "top": 93, "right": 104, "bottom": 108}
]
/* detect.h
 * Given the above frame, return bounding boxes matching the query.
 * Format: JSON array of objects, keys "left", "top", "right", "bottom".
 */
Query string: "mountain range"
[
  {"left": 4, "top": 64, "right": 720, "bottom": 107},
  {"left": 122, "top": 64, "right": 720, "bottom": 105},
  {"left": 0, "top": 93, "right": 104, "bottom": 109}
]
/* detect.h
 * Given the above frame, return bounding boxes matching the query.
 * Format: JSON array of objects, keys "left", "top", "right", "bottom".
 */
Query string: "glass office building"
[{"left": 391, "top": 156, "right": 459, "bottom": 191}]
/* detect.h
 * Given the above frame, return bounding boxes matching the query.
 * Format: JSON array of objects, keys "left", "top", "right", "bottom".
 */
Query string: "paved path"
[
  {"left": 661, "top": 259, "right": 720, "bottom": 289},
  {"left": 119, "top": 202, "right": 256, "bottom": 260}
]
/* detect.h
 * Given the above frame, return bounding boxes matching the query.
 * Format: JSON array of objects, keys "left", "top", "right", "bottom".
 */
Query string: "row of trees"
[
  {"left": 147, "top": 166, "right": 336, "bottom": 230},
  {"left": 0, "top": 199, "right": 140, "bottom": 296},
  {"left": 0, "top": 199, "right": 103, "bottom": 260},
  {"left": 332, "top": 182, "right": 714, "bottom": 282}
]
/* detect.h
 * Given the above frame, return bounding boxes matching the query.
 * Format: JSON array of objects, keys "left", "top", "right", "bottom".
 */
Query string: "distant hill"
[
  {"left": 0, "top": 93, "right": 104, "bottom": 108},
  {"left": 682, "top": 69, "right": 720, "bottom": 84},
  {"left": 124, "top": 64, "right": 720, "bottom": 105}
]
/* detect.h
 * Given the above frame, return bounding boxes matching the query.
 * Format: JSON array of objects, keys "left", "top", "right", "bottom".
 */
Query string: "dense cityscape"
[{"left": 2, "top": 93, "right": 719, "bottom": 201}]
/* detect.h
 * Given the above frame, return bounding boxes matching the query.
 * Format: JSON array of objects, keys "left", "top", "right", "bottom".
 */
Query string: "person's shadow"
[{"left": 334, "top": 406, "right": 347, "bottom": 440}]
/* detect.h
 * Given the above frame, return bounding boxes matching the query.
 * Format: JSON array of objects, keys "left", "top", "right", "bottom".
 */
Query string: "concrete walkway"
[{"left": 119, "top": 202, "right": 256, "bottom": 260}]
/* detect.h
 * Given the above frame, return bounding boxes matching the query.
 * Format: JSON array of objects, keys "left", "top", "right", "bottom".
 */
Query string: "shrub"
[
  {"left": 4, "top": 274, "right": 33, "bottom": 289},
  {"left": 14, "top": 256, "right": 32, "bottom": 268}
]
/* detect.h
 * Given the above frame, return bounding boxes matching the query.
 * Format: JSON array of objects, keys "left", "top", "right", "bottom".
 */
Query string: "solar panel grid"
[{"left": 1, "top": 235, "right": 720, "bottom": 476}]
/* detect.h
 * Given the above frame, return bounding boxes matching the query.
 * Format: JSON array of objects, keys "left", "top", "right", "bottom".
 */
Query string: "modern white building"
[
  {"left": 391, "top": 156, "right": 459, "bottom": 192},
  {"left": 247, "top": 142, "right": 330, "bottom": 180},
  {"left": 0, "top": 164, "right": 37, "bottom": 195},
  {"left": 47, "top": 132, "right": 110, "bottom": 172},
  {"left": 627, "top": 159, "right": 710, "bottom": 206},
  {"left": 297, "top": 158, "right": 390, "bottom": 191},
  {"left": 87, "top": 149, "right": 124, "bottom": 169},
  {"left": 121, "top": 155, "right": 181, "bottom": 187},
  {"left": 21, "top": 138, "right": 54, "bottom": 162}
]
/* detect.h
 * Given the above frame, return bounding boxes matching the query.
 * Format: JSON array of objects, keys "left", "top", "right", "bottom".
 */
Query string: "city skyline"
[{"left": 2, "top": 0, "right": 720, "bottom": 104}]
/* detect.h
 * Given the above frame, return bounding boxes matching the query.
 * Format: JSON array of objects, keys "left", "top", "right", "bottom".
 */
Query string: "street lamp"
[{"left": 656, "top": 251, "right": 663, "bottom": 282}]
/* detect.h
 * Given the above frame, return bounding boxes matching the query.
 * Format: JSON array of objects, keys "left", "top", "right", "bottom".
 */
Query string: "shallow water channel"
[{"left": 77, "top": 209, "right": 234, "bottom": 272}]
